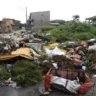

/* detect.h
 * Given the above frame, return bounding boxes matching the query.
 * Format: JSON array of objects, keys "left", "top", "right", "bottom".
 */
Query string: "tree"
[
  {"left": 72, "top": 15, "right": 80, "bottom": 22},
  {"left": 40, "top": 20, "right": 96, "bottom": 42}
]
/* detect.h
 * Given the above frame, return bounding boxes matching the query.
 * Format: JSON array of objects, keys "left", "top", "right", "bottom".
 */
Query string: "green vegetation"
[
  {"left": 0, "top": 60, "right": 42, "bottom": 88},
  {"left": 86, "top": 50, "right": 96, "bottom": 71},
  {"left": 41, "top": 26, "right": 55, "bottom": 33},
  {"left": 40, "top": 19, "right": 96, "bottom": 42},
  {"left": 0, "top": 65, "right": 11, "bottom": 81},
  {"left": 11, "top": 60, "right": 42, "bottom": 87},
  {"left": 72, "top": 15, "right": 80, "bottom": 22},
  {"left": 51, "top": 19, "right": 66, "bottom": 25}
]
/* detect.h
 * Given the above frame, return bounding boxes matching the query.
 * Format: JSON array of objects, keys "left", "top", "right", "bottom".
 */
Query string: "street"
[
  {"left": 0, "top": 77, "right": 96, "bottom": 96},
  {"left": 0, "top": 29, "right": 25, "bottom": 38}
]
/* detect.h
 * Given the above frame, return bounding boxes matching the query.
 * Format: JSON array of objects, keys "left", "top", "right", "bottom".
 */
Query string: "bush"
[
  {"left": 50, "top": 29, "right": 71, "bottom": 42},
  {"left": 86, "top": 50, "right": 96, "bottom": 72},
  {"left": 39, "top": 53, "right": 48, "bottom": 61},
  {"left": 41, "top": 26, "right": 55, "bottom": 32},
  {"left": 11, "top": 60, "right": 42, "bottom": 87},
  {"left": 40, "top": 21, "right": 96, "bottom": 42},
  {"left": 72, "top": 32, "right": 94, "bottom": 40},
  {"left": 0, "top": 65, "right": 11, "bottom": 81}
]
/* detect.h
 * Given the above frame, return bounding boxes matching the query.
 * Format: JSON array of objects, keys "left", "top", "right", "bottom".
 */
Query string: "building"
[
  {"left": 2, "top": 18, "right": 21, "bottom": 32},
  {"left": 0, "top": 21, "right": 9, "bottom": 33},
  {"left": 27, "top": 11, "right": 50, "bottom": 30},
  {"left": 86, "top": 16, "right": 96, "bottom": 24},
  {"left": 50, "top": 23, "right": 60, "bottom": 26},
  {"left": 0, "top": 21, "right": 4, "bottom": 33},
  {"left": 12, "top": 20, "right": 21, "bottom": 30}
]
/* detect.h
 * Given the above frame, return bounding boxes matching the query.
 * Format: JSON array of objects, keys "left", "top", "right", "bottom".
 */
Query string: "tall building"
[{"left": 28, "top": 11, "right": 50, "bottom": 30}]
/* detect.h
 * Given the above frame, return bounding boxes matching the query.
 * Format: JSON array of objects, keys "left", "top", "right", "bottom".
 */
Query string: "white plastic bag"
[
  {"left": 45, "top": 48, "right": 52, "bottom": 57},
  {"left": 51, "top": 76, "right": 80, "bottom": 94},
  {"left": 52, "top": 47, "right": 65, "bottom": 56},
  {"left": 52, "top": 63, "right": 58, "bottom": 69},
  {"left": 45, "top": 47, "right": 65, "bottom": 57},
  {"left": 12, "top": 82, "right": 17, "bottom": 88}
]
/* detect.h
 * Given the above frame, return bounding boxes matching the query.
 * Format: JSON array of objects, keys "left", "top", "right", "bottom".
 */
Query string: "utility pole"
[
  {"left": 25, "top": 7, "right": 28, "bottom": 30},
  {"left": 26, "top": 7, "right": 27, "bottom": 24},
  {"left": 19, "top": 6, "right": 28, "bottom": 29}
]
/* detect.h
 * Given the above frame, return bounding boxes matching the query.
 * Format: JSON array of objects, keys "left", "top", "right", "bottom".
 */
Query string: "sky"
[{"left": 0, "top": 0, "right": 96, "bottom": 23}]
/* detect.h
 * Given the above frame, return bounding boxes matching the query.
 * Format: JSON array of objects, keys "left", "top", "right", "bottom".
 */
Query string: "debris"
[{"left": 0, "top": 31, "right": 95, "bottom": 95}]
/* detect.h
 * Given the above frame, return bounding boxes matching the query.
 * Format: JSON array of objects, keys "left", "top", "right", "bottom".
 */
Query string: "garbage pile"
[
  {"left": 0, "top": 78, "right": 20, "bottom": 89},
  {"left": 42, "top": 43, "right": 95, "bottom": 95},
  {"left": 0, "top": 31, "right": 96, "bottom": 95},
  {"left": 86, "top": 50, "right": 96, "bottom": 72}
]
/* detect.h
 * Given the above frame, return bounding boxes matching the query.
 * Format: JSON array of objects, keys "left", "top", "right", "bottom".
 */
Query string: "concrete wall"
[
  {"left": 2, "top": 19, "right": 13, "bottom": 32},
  {"left": 2, "top": 18, "right": 21, "bottom": 32},
  {"left": 0, "top": 22, "right": 10, "bottom": 33},
  {"left": 30, "top": 11, "right": 50, "bottom": 30}
]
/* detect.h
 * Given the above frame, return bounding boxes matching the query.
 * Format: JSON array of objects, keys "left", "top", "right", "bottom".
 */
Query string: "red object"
[
  {"left": 44, "top": 74, "right": 52, "bottom": 89},
  {"left": 79, "top": 82, "right": 94, "bottom": 94},
  {"left": 74, "top": 58, "right": 81, "bottom": 62},
  {"left": 4, "top": 81, "right": 8, "bottom": 86}
]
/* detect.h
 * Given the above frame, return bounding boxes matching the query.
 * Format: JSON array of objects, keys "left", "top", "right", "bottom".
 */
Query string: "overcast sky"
[{"left": 0, "top": 0, "right": 96, "bottom": 23}]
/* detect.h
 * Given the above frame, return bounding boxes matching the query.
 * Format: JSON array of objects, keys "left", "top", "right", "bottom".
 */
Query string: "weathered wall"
[{"left": 30, "top": 11, "right": 50, "bottom": 30}]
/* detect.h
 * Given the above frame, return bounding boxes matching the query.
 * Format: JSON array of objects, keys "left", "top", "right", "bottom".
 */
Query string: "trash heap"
[
  {"left": 42, "top": 43, "right": 95, "bottom": 95},
  {"left": 52, "top": 55, "right": 74, "bottom": 69},
  {"left": 0, "top": 31, "right": 43, "bottom": 88},
  {"left": 86, "top": 50, "right": 96, "bottom": 72},
  {"left": 0, "top": 31, "right": 96, "bottom": 95}
]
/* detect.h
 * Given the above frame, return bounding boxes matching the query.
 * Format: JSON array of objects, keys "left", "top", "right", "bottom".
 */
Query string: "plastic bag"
[{"left": 79, "top": 82, "right": 94, "bottom": 94}]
